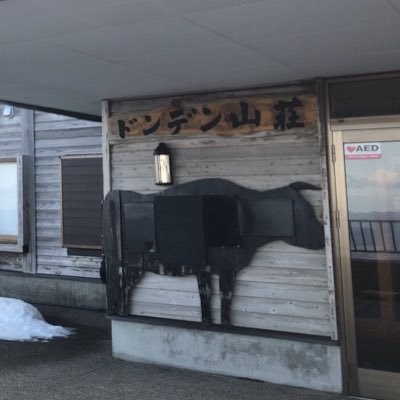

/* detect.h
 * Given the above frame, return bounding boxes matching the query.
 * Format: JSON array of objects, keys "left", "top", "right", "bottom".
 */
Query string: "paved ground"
[{"left": 0, "top": 305, "right": 347, "bottom": 400}]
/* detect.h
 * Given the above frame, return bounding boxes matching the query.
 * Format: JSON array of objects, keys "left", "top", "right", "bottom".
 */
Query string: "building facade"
[
  {"left": 102, "top": 81, "right": 340, "bottom": 391},
  {"left": 0, "top": 107, "right": 105, "bottom": 309},
  {"left": 1, "top": 73, "right": 399, "bottom": 400},
  {"left": 101, "top": 75, "right": 400, "bottom": 400}
]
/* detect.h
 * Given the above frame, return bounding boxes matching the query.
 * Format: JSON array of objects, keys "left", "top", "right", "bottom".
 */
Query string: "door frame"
[{"left": 327, "top": 115, "right": 400, "bottom": 398}]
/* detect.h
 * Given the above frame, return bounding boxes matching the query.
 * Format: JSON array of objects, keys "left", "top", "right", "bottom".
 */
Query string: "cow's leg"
[
  {"left": 118, "top": 253, "right": 143, "bottom": 316},
  {"left": 108, "top": 262, "right": 142, "bottom": 316},
  {"left": 196, "top": 267, "right": 212, "bottom": 324},
  {"left": 219, "top": 270, "right": 235, "bottom": 327}
]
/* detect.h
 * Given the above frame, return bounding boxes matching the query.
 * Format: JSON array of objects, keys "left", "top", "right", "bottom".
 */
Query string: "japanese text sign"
[{"left": 108, "top": 95, "right": 317, "bottom": 139}]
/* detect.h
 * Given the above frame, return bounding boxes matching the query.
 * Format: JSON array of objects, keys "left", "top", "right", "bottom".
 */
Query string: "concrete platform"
[
  {"left": 112, "top": 318, "right": 342, "bottom": 393},
  {"left": 0, "top": 305, "right": 347, "bottom": 400}
]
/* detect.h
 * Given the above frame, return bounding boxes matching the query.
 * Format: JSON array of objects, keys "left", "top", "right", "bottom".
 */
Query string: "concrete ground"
[{"left": 0, "top": 305, "right": 347, "bottom": 400}]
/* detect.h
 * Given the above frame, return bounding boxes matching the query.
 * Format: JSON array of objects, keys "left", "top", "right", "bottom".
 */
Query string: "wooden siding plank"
[
  {"left": 35, "top": 136, "right": 101, "bottom": 149},
  {"left": 37, "top": 265, "right": 100, "bottom": 278},
  {"left": 35, "top": 146, "right": 102, "bottom": 157},
  {"left": 128, "top": 302, "right": 331, "bottom": 336},
  {"left": 35, "top": 128, "right": 102, "bottom": 141},
  {"left": 130, "top": 287, "right": 329, "bottom": 320},
  {"left": 0, "top": 253, "right": 23, "bottom": 272},
  {"left": 135, "top": 273, "right": 329, "bottom": 302},
  {"left": 112, "top": 142, "right": 320, "bottom": 164},
  {"left": 249, "top": 250, "right": 325, "bottom": 269},
  {"left": 37, "top": 255, "right": 101, "bottom": 268},
  {"left": 111, "top": 159, "right": 321, "bottom": 179}
]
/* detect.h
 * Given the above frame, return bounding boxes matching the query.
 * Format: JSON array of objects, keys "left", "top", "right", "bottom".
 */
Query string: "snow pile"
[{"left": 0, "top": 297, "right": 74, "bottom": 341}]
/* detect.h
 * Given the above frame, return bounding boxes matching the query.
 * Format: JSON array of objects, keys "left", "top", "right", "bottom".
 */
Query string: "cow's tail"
[{"left": 289, "top": 182, "right": 321, "bottom": 191}]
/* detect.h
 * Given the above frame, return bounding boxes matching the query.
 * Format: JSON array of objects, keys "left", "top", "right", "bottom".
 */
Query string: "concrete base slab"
[
  {"left": 112, "top": 319, "right": 343, "bottom": 393},
  {"left": 0, "top": 271, "right": 106, "bottom": 310}
]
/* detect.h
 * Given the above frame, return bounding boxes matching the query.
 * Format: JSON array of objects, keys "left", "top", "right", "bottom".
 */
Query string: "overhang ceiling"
[{"left": 0, "top": 0, "right": 399, "bottom": 117}]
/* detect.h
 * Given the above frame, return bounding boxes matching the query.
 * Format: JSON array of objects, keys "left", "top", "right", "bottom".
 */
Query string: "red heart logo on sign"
[{"left": 346, "top": 146, "right": 356, "bottom": 153}]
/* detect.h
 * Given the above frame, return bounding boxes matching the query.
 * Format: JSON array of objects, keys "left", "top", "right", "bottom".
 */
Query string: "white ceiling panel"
[
  {"left": 0, "top": 43, "right": 132, "bottom": 87},
  {"left": 48, "top": 0, "right": 175, "bottom": 29},
  {"left": 150, "top": 0, "right": 264, "bottom": 15},
  {"left": 0, "top": 0, "right": 398, "bottom": 116},
  {"left": 185, "top": 0, "right": 399, "bottom": 44},
  {"left": 247, "top": 23, "right": 400, "bottom": 68},
  {"left": 0, "top": 3, "right": 98, "bottom": 40},
  {"left": 293, "top": 50, "right": 400, "bottom": 78},
  {"left": 124, "top": 42, "right": 297, "bottom": 84},
  {"left": 80, "top": 69, "right": 188, "bottom": 100},
  {"left": 45, "top": 18, "right": 234, "bottom": 62},
  {"left": 388, "top": 0, "right": 400, "bottom": 11}
]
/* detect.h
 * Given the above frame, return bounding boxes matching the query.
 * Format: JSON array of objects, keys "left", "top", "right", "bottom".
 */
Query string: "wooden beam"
[
  {"left": 102, "top": 100, "right": 111, "bottom": 196},
  {"left": 21, "top": 109, "right": 36, "bottom": 273}
]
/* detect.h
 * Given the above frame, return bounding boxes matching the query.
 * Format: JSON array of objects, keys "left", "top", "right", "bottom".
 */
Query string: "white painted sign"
[{"left": 344, "top": 143, "right": 381, "bottom": 160}]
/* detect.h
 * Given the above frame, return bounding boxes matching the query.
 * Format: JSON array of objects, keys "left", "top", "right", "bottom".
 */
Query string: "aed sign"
[{"left": 344, "top": 142, "right": 381, "bottom": 160}]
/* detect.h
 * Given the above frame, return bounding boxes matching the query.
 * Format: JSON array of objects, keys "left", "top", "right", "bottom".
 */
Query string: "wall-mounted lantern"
[{"left": 154, "top": 142, "right": 173, "bottom": 186}]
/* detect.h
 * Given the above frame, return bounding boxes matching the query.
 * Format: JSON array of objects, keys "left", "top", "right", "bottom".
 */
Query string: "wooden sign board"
[{"left": 108, "top": 95, "right": 317, "bottom": 139}]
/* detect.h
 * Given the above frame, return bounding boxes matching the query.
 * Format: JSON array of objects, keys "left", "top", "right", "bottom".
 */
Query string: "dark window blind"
[
  {"left": 329, "top": 78, "right": 400, "bottom": 119},
  {"left": 61, "top": 157, "right": 103, "bottom": 249}
]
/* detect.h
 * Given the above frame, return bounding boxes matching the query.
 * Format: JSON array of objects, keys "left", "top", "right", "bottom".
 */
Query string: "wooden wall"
[
  {"left": 0, "top": 105, "right": 23, "bottom": 271},
  {"left": 106, "top": 86, "right": 338, "bottom": 338},
  {"left": 0, "top": 107, "right": 102, "bottom": 277},
  {"left": 34, "top": 112, "right": 102, "bottom": 277}
]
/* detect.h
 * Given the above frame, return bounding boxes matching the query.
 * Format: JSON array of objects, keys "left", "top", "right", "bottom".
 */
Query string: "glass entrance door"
[{"left": 333, "top": 127, "right": 400, "bottom": 400}]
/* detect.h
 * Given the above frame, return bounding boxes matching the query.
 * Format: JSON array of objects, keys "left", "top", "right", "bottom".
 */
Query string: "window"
[
  {"left": 61, "top": 156, "right": 103, "bottom": 255},
  {"left": 329, "top": 77, "right": 400, "bottom": 119},
  {"left": 0, "top": 157, "right": 27, "bottom": 252},
  {"left": 0, "top": 160, "right": 18, "bottom": 244}
]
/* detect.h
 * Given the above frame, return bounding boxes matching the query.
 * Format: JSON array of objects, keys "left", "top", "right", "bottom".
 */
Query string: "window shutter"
[{"left": 61, "top": 157, "right": 103, "bottom": 249}]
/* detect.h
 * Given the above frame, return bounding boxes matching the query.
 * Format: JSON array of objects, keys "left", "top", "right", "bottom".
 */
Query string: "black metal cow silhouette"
[{"left": 102, "top": 179, "right": 324, "bottom": 326}]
